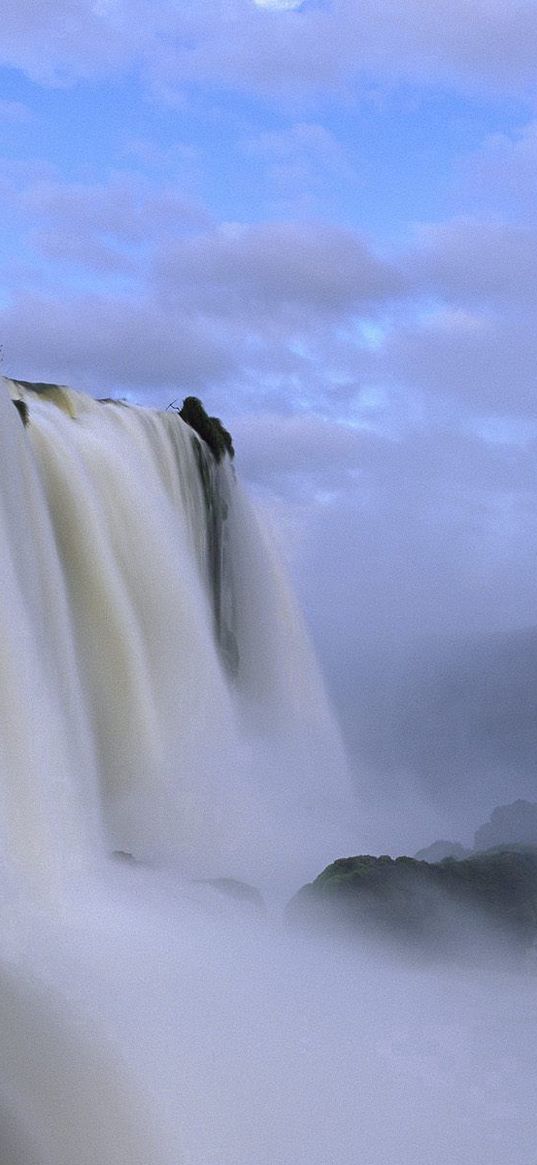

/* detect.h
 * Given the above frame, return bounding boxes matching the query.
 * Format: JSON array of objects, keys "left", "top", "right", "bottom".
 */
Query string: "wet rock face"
[
  {"left": 287, "top": 849, "right": 537, "bottom": 962},
  {"left": 176, "top": 399, "right": 238, "bottom": 677},
  {"left": 179, "top": 397, "right": 234, "bottom": 463},
  {"left": 12, "top": 400, "right": 29, "bottom": 426},
  {"left": 10, "top": 379, "right": 61, "bottom": 395}
]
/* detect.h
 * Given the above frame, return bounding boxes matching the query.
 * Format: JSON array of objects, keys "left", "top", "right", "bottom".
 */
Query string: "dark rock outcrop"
[
  {"left": 10, "top": 379, "right": 61, "bottom": 395},
  {"left": 474, "top": 800, "right": 537, "bottom": 851},
  {"left": 174, "top": 397, "right": 238, "bottom": 675},
  {"left": 8, "top": 379, "right": 77, "bottom": 417},
  {"left": 287, "top": 849, "right": 537, "bottom": 960},
  {"left": 12, "top": 399, "right": 28, "bottom": 426},
  {"left": 179, "top": 397, "right": 234, "bottom": 463},
  {"left": 417, "top": 801, "right": 537, "bottom": 869},
  {"left": 194, "top": 877, "right": 266, "bottom": 916}
]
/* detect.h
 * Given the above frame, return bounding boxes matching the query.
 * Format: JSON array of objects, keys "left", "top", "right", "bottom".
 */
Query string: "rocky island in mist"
[
  {"left": 287, "top": 799, "right": 537, "bottom": 962},
  {"left": 288, "top": 845, "right": 537, "bottom": 962}
]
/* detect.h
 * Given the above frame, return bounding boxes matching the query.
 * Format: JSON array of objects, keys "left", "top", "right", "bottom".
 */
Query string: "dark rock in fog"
[
  {"left": 194, "top": 878, "right": 266, "bottom": 916},
  {"left": 179, "top": 397, "right": 234, "bottom": 463},
  {"left": 474, "top": 799, "right": 537, "bottom": 851},
  {"left": 414, "top": 840, "right": 469, "bottom": 862},
  {"left": 112, "top": 849, "right": 138, "bottom": 865},
  {"left": 421, "top": 800, "right": 537, "bottom": 863},
  {"left": 287, "top": 849, "right": 537, "bottom": 959}
]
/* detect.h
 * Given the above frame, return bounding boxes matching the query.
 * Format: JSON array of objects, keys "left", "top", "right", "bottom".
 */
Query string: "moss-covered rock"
[{"left": 287, "top": 848, "right": 537, "bottom": 960}]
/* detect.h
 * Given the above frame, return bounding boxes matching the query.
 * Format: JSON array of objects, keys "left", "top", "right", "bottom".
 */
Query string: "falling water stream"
[{"left": 0, "top": 378, "right": 535, "bottom": 1164}]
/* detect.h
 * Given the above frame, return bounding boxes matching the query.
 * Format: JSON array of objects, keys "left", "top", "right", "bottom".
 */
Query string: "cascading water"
[
  {"left": 1, "top": 377, "right": 535, "bottom": 1165},
  {"left": 1, "top": 377, "right": 351, "bottom": 892},
  {"left": 0, "top": 375, "right": 356, "bottom": 1164}
]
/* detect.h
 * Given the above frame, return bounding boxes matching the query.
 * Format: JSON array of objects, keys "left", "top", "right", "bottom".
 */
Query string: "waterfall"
[
  {"left": 0, "top": 379, "right": 533, "bottom": 1165},
  {"left": 0, "top": 377, "right": 351, "bottom": 894},
  {"left": 0, "top": 376, "right": 360, "bottom": 1163}
]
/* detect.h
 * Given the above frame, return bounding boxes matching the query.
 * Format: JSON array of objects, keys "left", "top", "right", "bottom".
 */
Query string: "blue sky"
[
  {"left": 2, "top": 3, "right": 536, "bottom": 426},
  {"left": 3, "top": 1, "right": 537, "bottom": 839}
]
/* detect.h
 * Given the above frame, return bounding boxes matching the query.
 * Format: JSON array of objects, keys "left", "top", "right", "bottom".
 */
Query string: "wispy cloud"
[{"left": 2, "top": 0, "right": 537, "bottom": 99}]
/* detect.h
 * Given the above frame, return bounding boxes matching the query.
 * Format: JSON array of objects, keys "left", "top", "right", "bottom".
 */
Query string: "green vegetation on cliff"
[{"left": 288, "top": 849, "right": 537, "bottom": 960}]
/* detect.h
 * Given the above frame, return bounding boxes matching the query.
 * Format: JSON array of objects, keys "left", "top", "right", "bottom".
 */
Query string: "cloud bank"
[{"left": 2, "top": 0, "right": 537, "bottom": 99}]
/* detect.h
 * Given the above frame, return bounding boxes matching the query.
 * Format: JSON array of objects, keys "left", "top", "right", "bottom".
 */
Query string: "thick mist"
[
  {"left": 235, "top": 411, "right": 537, "bottom": 857},
  {"left": 275, "top": 477, "right": 537, "bottom": 856},
  {"left": 316, "top": 630, "right": 537, "bottom": 856},
  {"left": 0, "top": 380, "right": 535, "bottom": 1164},
  {"left": 2, "top": 864, "right": 536, "bottom": 1165}
]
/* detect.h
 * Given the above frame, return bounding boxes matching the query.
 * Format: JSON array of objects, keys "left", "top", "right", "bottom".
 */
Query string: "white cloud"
[
  {"left": 155, "top": 220, "right": 401, "bottom": 319},
  {"left": 253, "top": 0, "right": 304, "bottom": 9},
  {"left": 4, "top": 158, "right": 537, "bottom": 425},
  {"left": 2, "top": 0, "right": 537, "bottom": 100},
  {"left": 408, "top": 218, "right": 537, "bottom": 303},
  {"left": 241, "top": 122, "right": 362, "bottom": 217},
  {"left": 0, "top": 290, "right": 235, "bottom": 397},
  {"left": 233, "top": 411, "right": 377, "bottom": 497}
]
